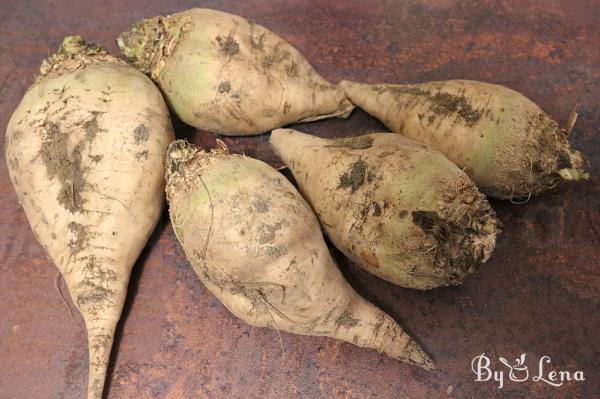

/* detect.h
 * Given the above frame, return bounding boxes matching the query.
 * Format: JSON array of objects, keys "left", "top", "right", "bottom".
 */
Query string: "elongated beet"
[
  {"left": 340, "top": 79, "right": 588, "bottom": 200},
  {"left": 270, "top": 129, "right": 501, "bottom": 289},
  {"left": 5, "top": 36, "right": 174, "bottom": 398},
  {"left": 117, "top": 8, "right": 353, "bottom": 136},
  {"left": 165, "top": 139, "right": 434, "bottom": 369}
]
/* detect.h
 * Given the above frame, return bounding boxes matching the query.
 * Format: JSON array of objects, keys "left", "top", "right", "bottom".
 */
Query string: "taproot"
[{"left": 5, "top": 36, "right": 174, "bottom": 399}]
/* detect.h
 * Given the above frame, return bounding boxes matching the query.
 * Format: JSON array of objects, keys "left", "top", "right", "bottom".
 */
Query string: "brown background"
[{"left": 1, "top": 1, "right": 599, "bottom": 398}]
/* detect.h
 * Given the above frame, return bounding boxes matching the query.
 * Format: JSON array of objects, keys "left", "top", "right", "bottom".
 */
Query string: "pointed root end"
[
  {"left": 558, "top": 168, "right": 590, "bottom": 182},
  {"left": 87, "top": 377, "right": 106, "bottom": 399},
  {"left": 270, "top": 128, "right": 291, "bottom": 141},
  {"left": 405, "top": 339, "right": 436, "bottom": 371},
  {"left": 85, "top": 330, "right": 115, "bottom": 399},
  {"left": 269, "top": 129, "right": 295, "bottom": 157},
  {"left": 338, "top": 99, "right": 355, "bottom": 119}
]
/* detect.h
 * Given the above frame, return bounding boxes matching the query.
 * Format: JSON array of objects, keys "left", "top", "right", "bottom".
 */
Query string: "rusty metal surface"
[{"left": 1, "top": 0, "right": 599, "bottom": 398}]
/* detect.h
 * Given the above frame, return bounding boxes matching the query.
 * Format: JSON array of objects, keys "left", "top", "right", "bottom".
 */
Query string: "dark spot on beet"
[{"left": 338, "top": 160, "right": 367, "bottom": 192}]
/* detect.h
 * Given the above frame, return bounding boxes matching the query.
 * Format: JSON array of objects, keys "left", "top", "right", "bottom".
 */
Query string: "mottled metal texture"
[{"left": 1, "top": 0, "right": 598, "bottom": 398}]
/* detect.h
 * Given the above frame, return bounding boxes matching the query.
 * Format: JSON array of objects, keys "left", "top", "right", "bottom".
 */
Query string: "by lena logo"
[{"left": 471, "top": 353, "right": 585, "bottom": 389}]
